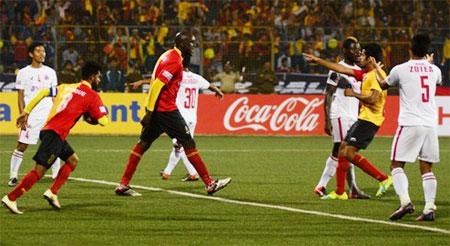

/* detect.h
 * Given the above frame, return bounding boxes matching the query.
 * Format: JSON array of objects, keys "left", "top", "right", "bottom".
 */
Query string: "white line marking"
[{"left": 67, "top": 176, "right": 450, "bottom": 235}]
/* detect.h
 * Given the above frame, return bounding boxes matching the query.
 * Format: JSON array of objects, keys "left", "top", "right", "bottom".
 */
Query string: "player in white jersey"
[
  {"left": 8, "top": 43, "right": 61, "bottom": 187},
  {"left": 314, "top": 37, "right": 370, "bottom": 199},
  {"left": 375, "top": 34, "right": 441, "bottom": 221},
  {"left": 130, "top": 57, "right": 224, "bottom": 181}
]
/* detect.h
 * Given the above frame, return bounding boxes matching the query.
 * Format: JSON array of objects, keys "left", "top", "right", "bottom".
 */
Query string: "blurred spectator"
[
  {"left": 58, "top": 60, "right": 77, "bottom": 84},
  {"left": 212, "top": 62, "right": 241, "bottom": 93},
  {"left": 101, "top": 59, "right": 125, "bottom": 92},
  {"left": 442, "top": 34, "right": 450, "bottom": 86},
  {"left": 62, "top": 45, "right": 79, "bottom": 66},
  {"left": 253, "top": 62, "right": 277, "bottom": 94},
  {"left": 277, "top": 57, "right": 293, "bottom": 73},
  {"left": 125, "top": 62, "right": 144, "bottom": 93},
  {"left": 190, "top": 46, "right": 201, "bottom": 74}
]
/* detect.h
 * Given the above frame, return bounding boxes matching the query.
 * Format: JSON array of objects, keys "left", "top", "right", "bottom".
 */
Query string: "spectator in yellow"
[
  {"left": 442, "top": 34, "right": 450, "bottom": 86},
  {"left": 178, "top": 0, "right": 191, "bottom": 25},
  {"left": 157, "top": 24, "right": 168, "bottom": 45},
  {"left": 213, "top": 62, "right": 241, "bottom": 93},
  {"left": 129, "top": 29, "right": 144, "bottom": 65}
]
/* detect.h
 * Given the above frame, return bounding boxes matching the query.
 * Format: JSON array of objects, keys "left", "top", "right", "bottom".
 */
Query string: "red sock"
[
  {"left": 351, "top": 154, "right": 387, "bottom": 181},
  {"left": 121, "top": 144, "right": 145, "bottom": 186},
  {"left": 185, "top": 148, "right": 213, "bottom": 186},
  {"left": 8, "top": 170, "right": 41, "bottom": 201},
  {"left": 50, "top": 163, "right": 75, "bottom": 195},
  {"left": 336, "top": 156, "right": 350, "bottom": 195}
]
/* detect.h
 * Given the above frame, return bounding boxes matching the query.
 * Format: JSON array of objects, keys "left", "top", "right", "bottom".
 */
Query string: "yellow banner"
[{"left": 0, "top": 92, "right": 148, "bottom": 135}]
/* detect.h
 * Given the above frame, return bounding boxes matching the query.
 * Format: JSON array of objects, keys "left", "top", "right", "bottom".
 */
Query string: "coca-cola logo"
[{"left": 223, "top": 97, "right": 323, "bottom": 132}]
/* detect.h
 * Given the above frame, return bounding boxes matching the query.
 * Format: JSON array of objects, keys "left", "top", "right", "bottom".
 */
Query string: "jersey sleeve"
[
  {"left": 197, "top": 74, "right": 211, "bottom": 89},
  {"left": 326, "top": 70, "right": 339, "bottom": 86},
  {"left": 87, "top": 94, "right": 108, "bottom": 119},
  {"left": 386, "top": 66, "right": 400, "bottom": 86},
  {"left": 15, "top": 70, "right": 24, "bottom": 90},
  {"left": 155, "top": 61, "right": 182, "bottom": 84},
  {"left": 435, "top": 66, "right": 442, "bottom": 85},
  {"left": 352, "top": 69, "right": 365, "bottom": 81}
]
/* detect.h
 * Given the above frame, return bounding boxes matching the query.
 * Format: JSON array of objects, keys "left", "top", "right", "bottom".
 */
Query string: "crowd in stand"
[{"left": 0, "top": 0, "right": 449, "bottom": 91}]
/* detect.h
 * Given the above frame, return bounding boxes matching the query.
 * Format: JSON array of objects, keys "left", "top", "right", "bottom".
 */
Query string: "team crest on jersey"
[{"left": 44, "top": 75, "right": 49, "bottom": 80}]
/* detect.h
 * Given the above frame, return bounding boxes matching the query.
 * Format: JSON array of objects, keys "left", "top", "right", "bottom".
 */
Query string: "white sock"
[
  {"left": 10, "top": 149, "right": 24, "bottom": 179},
  {"left": 163, "top": 148, "right": 181, "bottom": 175},
  {"left": 317, "top": 156, "right": 337, "bottom": 188},
  {"left": 347, "top": 164, "right": 359, "bottom": 190},
  {"left": 180, "top": 151, "right": 198, "bottom": 176},
  {"left": 392, "top": 167, "right": 411, "bottom": 206},
  {"left": 51, "top": 158, "right": 61, "bottom": 179},
  {"left": 422, "top": 172, "right": 437, "bottom": 213}
]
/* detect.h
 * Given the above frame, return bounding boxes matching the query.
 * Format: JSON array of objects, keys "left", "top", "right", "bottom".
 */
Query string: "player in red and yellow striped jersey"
[{"left": 1, "top": 62, "right": 108, "bottom": 214}]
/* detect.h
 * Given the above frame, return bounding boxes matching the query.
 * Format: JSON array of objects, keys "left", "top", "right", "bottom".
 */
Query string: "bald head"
[{"left": 174, "top": 30, "right": 196, "bottom": 57}]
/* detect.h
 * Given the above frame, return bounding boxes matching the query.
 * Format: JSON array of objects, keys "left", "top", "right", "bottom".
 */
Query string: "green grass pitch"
[{"left": 0, "top": 135, "right": 449, "bottom": 245}]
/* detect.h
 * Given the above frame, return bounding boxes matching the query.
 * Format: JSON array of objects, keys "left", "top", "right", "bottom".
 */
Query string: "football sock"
[
  {"left": 121, "top": 144, "right": 145, "bottom": 186},
  {"left": 422, "top": 172, "right": 437, "bottom": 213},
  {"left": 8, "top": 169, "right": 41, "bottom": 201},
  {"left": 347, "top": 164, "right": 360, "bottom": 190},
  {"left": 10, "top": 149, "right": 24, "bottom": 179},
  {"left": 185, "top": 148, "right": 213, "bottom": 186},
  {"left": 317, "top": 155, "right": 337, "bottom": 188},
  {"left": 391, "top": 167, "right": 411, "bottom": 206},
  {"left": 351, "top": 154, "right": 387, "bottom": 181},
  {"left": 51, "top": 158, "right": 61, "bottom": 179},
  {"left": 164, "top": 148, "right": 181, "bottom": 175},
  {"left": 180, "top": 152, "right": 198, "bottom": 176},
  {"left": 336, "top": 156, "right": 350, "bottom": 195},
  {"left": 50, "top": 163, "right": 75, "bottom": 195}
]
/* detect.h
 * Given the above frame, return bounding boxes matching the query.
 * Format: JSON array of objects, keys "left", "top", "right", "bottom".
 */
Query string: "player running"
[
  {"left": 1, "top": 62, "right": 109, "bottom": 214},
  {"left": 374, "top": 34, "right": 441, "bottom": 221},
  {"left": 304, "top": 43, "right": 393, "bottom": 200},
  {"left": 115, "top": 31, "right": 231, "bottom": 196},
  {"left": 130, "top": 57, "right": 224, "bottom": 181},
  {"left": 315, "top": 37, "right": 370, "bottom": 199},
  {"left": 8, "top": 42, "right": 60, "bottom": 187}
]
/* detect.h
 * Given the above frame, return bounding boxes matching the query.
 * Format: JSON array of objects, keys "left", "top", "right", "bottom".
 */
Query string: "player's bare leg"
[
  {"left": 8, "top": 142, "right": 28, "bottom": 187},
  {"left": 416, "top": 160, "right": 436, "bottom": 221},
  {"left": 389, "top": 161, "right": 415, "bottom": 220}
]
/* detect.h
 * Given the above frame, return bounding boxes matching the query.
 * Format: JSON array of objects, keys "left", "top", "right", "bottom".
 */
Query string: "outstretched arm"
[
  {"left": 208, "top": 85, "right": 224, "bottom": 99},
  {"left": 345, "top": 88, "right": 380, "bottom": 105},
  {"left": 303, "top": 53, "right": 355, "bottom": 76},
  {"left": 130, "top": 79, "right": 152, "bottom": 89},
  {"left": 369, "top": 57, "right": 389, "bottom": 90}
]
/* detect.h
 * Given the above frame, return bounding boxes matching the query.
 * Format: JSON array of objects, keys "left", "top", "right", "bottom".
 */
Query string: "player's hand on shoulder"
[{"left": 16, "top": 112, "right": 29, "bottom": 130}]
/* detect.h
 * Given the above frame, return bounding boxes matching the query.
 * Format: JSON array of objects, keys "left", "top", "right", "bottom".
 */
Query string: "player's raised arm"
[
  {"left": 130, "top": 79, "right": 151, "bottom": 89},
  {"left": 369, "top": 57, "right": 389, "bottom": 90},
  {"left": 303, "top": 53, "right": 356, "bottom": 76}
]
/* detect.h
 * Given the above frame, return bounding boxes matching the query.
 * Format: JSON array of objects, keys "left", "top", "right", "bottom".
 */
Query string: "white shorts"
[
  {"left": 330, "top": 117, "right": 355, "bottom": 143},
  {"left": 18, "top": 117, "right": 47, "bottom": 145},
  {"left": 391, "top": 126, "right": 440, "bottom": 163}
]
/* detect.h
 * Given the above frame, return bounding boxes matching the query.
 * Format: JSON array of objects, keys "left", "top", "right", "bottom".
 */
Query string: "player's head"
[
  {"left": 174, "top": 30, "right": 196, "bottom": 57},
  {"left": 81, "top": 61, "right": 102, "bottom": 90},
  {"left": 28, "top": 42, "right": 46, "bottom": 64},
  {"left": 360, "top": 43, "right": 383, "bottom": 68},
  {"left": 410, "top": 34, "right": 430, "bottom": 58},
  {"left": 342, "top": 36, "right": 361, "bottom": 64}
]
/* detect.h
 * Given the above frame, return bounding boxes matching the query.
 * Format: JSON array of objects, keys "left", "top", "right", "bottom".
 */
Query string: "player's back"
[
  {"left": 389, "top": 60, "right": 441, "bottom": 126},
  {"left": 44, "top": 82, "right": 105, "bottom": 140},
  {"left": 176, "top": 71, "right": 210, "bottom": 123}
]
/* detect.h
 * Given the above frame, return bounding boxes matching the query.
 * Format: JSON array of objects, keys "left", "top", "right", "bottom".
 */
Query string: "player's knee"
[
  {"left": 180, "top": 138, "right": 196, "bottom": 150},
  {"left": 390, "top": 161, "right": 404, "bottom": 170},
  {"left": 16, "top": 143, "right": 28, "bottom": 152},
  {"left": 137, "top": 140, "right": 151, "bottom": 152},
  {"left": 67, "top": 154, "right": 79, "bottom": 170},
  {"left": 419, "top": 161, "right": 432, "bottom": 174},
  {"left": 331, "top": 143, "right": 340, "bottom": 157}
]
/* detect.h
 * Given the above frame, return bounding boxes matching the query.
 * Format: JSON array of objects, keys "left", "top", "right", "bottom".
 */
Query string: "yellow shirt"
[
  {"left": 358, "top": 69, "right": 387, "bottom": 126},
  {"left": 443, "top": 38, "right": 450, "bottom": 60}
]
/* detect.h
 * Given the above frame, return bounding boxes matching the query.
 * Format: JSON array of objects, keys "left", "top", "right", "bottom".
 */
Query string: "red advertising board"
[{"left": 196, "top": 94, "right": 403, "bottom": 136}]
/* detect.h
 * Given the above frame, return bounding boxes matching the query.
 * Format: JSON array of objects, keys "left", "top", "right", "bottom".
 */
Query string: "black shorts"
[
  {"left": 140, "top": 110, "right": 195, "bottom": 149},
  {"left": 33, "top": 130, "right": 75, "bottom": 169},
  {"left": 345, "top": 119, "right": 379, "bottom": 150}
]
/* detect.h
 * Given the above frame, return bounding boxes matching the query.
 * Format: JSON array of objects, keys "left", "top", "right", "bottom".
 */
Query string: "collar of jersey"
[
  {"left": 174, "top": 47, "right": 182, "bottom": 57},
  {"left": 81, "top": 80, "right": 91, "bottom": 88}
]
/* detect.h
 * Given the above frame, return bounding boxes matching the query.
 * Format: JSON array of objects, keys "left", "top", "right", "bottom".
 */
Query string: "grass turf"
[{"left": 0, "top": 135, "right": 449, "bottom": 245}]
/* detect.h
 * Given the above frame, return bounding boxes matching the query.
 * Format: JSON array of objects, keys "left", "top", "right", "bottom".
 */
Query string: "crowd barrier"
[{"left": 1, "top": 93, "right": 449, "bottom": 136}]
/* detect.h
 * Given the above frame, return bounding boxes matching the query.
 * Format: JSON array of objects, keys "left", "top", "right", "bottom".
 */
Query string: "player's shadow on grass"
[{"left": 25, "top": 202, "right": 113, "bottom": 213}]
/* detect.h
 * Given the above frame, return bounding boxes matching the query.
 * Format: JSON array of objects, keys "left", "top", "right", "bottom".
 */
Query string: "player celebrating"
[
  {"left": 8, "top": 42, "right": 60, "bottom": 187},
  {"left": 304, "top": 44, "right": 392, "bottom": 200},
  {"left": 315, "top": 37, "right": 369, "bottom": 199},
  {"left": 115, "top": 31, "right": 231, "bottom": 196},
  {"left": 132, "top": 57, "right": 224, "bottom": 181},
  {"left": 375, "top": 34, "right": 441, "bottom": 221},
  {"left": 1, "top": 62, "right": 109, "bottom": 214}
]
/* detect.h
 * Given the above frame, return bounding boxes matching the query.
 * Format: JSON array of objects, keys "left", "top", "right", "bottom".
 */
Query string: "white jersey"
[
  {"left": 176, "top": 71, "right": 210, "bottom": 124},
  {"left": 15, "top": 65, "right": 57, "bottom": 120},
  {"left": 386, "top": 60, "right": 442, "bottom": 126},
  {"left": 327, "top": 61, "right": 361, "bottom": 121}
]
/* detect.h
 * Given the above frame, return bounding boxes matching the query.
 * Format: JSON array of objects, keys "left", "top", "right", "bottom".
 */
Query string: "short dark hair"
[
  {"left": 363, "top": 43, "right": 383, "bottom": 62},
  {"left": 28, "top": 42, "right": 45, "bottom": 54},
  {"left": 411, "top": 34, "right": 430, "bottom": 57},
  {"left": 343, "top": 36, "right": 358, "bottom": 49},
  {"left": 81, "top": 61, "right": 102, "bottom": 80}
]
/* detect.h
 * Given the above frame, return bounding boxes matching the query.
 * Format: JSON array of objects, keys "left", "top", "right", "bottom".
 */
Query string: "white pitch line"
[{"left": 68, "top": 176, "right": 450, "bottom": 235}]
